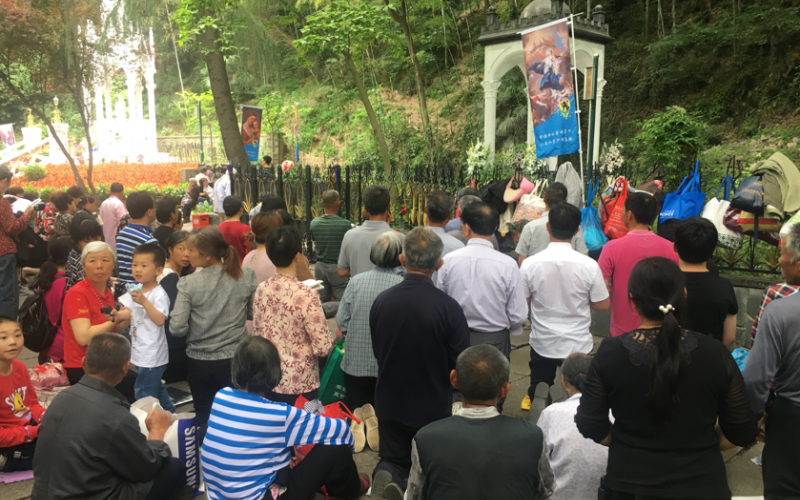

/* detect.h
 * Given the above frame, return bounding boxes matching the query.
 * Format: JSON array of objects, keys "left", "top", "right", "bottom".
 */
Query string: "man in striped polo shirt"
[
  {"left": 310, "top": 190, "right": 352, "bottom": 318},
  {"left": 116, "top": 191, "right": 157, "bottom": 284}
]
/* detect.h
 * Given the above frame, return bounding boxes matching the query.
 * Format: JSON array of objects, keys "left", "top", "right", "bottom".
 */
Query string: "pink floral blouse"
[{"left": 253, "top": 273, "right": 333, "bottom": 395}]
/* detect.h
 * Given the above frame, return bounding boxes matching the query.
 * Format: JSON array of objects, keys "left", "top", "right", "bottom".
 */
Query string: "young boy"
[
  {"left": 218, "top": 195, "right": 251, "bottom": 265},
  {"left": 0, "top": 317, "right": 45, "bottom": 472},
  {"left": 119, "top": 244, "right": 175, "bottom": 412},
  {"left": 116, "top": 191, "right": 158, "bottom": 285}
]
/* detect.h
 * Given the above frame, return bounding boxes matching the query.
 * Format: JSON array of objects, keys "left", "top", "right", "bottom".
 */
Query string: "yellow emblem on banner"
[{"left": 558, "top": 99, "right": 571, "bottom": 118}]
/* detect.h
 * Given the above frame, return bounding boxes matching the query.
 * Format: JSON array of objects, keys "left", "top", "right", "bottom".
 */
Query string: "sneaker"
[
  {"left": 351, "top": 407, "right": 366, "bottom": 453},
  {"left": 383, "top": 483, "right": 404, "bottom": 500},
  {"left": 0, "top": 454, "right": 6, "bottom": 470},
  {"left": 371, "top": 470, "right": 392, "bottom": 498},
  {"left": 520, "top": 395, "right": 531, "bottom": 411},
  {"left": 361, "top": 403, "right": 380, "bottom": 452},
  {"left": 529, "top": 382, "right": 549, "bottom": 424},
  {"left": 358, "top": 473, "right": 371, "bottom": 496}
]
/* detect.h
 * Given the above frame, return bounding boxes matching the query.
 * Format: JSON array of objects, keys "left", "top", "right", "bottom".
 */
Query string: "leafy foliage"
[{"left": 22, "top": 165, "right": 47, "bottom": 181}]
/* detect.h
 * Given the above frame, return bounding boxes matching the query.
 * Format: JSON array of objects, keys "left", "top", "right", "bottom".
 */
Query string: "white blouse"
[{"left": 537, "top": 393, "right": 609, "bottom": 500}]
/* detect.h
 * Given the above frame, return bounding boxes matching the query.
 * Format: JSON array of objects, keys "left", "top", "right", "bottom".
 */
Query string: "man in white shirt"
[
  {"left": 437, "top": 202, "right": 527, "bottom": 360},
  {"left": 213, "top": 167, "right": 231, "bottom": 214},
  {"left": 517, "top": 182, "right": 588, "bottom": 266},
  {"left": 520, "top": 203, "right": 609, "bottom": 420}
]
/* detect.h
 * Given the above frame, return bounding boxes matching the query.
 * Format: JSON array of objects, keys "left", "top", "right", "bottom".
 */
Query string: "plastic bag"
[
  {"left": 512, "top": 180, "right": 548, "bottom": 226},
  {"left": 659, "top": 161, "right": 706, "bottom": 223},
  {"left": 580, "top": 180, "right": 609, "bottom": 251},
  {"left": 603, "top": 178, "right": 630, "bottom": 239},
  {"left": 30, "top": 362, "right": 69, "bottom": 390},
  {"left": 701, "top": 175, "right": 743, "bottom": 250}
]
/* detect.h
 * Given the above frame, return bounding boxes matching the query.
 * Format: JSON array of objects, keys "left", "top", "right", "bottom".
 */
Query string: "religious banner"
[
  {"left": 0, "top": 124, "right": 15, "bottom": 148},
  {"left": 521, "top": 19, "right": 580, "bottom": 159},
  {"left": 241, "top": 106, "right": 262, "bottom": 162}
]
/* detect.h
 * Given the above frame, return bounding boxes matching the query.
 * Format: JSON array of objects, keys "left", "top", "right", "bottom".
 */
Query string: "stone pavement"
[{"left": 0, "top": 306, "right": 766, "bottom": 499}]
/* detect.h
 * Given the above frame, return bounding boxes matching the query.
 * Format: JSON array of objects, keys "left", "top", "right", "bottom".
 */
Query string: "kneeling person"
[
  {"left": 405, "top": 345, "right": 555, "bottom": 500},
  {"left": 32, "top": 333, "right": 187, "bottom": 500},
  {"left": 0, "top": 317, "right": 44, "bottom": 472}
]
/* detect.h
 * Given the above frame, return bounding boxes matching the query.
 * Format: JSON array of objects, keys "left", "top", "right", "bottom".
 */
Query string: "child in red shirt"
[
  {"left": 217, "top": 195, "right": 252, "bottom": 265},
  {"left": 0, "top": 317, "right": 44, "bottom": 471}
]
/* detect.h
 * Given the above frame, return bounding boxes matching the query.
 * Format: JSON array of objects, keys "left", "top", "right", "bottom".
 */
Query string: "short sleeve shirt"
[
  {"left": 62, "top": 280, "right": 116, "bottom": 368},
  {"left": 598, "top": 230, "right": 679, "bottom": 337},
  {"left": 338, "top": 221, "right": 405, "bottom": 277},
  {"left": 516, "top": 213, "right": 589, "bottom": 258},
  {"left": 119, "top": 286, "right": 170, "bottom": 368},
  {"left": 310, "top": 215, "right": 352, "bottom": 262},
  {"left": 683, "top": 272, "right": 738, "bottom": 343}
]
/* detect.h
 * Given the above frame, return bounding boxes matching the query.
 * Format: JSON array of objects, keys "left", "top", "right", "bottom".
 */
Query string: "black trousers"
[
  {"left": 163, "top": 347, "right": 189, "bottom": 384},
  {"left": 144, "top": 457, "right": 189, "bottom": 500},
  {"left": 528, "top": 347, "right": 564, "bottom": 399},
  {"left": 763, "top": 397, "right": 800, "bottom": 500},
  {"left": 265, "top": 389, "right": 318, "bottom": 407},
  {"left": 602, "top": 489, "right": 728, "bottom": 500},
  {"left": 0, "top": 440, "right": 37, "bottom": 472},
  {"left": 187, "top": 357, "right": 232, "bottom": 444},
  {"left": 343, "top": 373, "right": 376, "bottom": 409},
  {"left": 272, "top": 444, "right": 361, "bottom": 500},
  {"left": 374, "top": 419, "right": 422, "bottom": 488},
  {"left": 66, "top": 367, "right": 137, "bottom": 404}
]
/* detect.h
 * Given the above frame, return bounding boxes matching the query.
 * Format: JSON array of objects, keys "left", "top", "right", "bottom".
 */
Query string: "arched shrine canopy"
[{"left": 477, "top": 0, "right": 613, "bottom": 167}]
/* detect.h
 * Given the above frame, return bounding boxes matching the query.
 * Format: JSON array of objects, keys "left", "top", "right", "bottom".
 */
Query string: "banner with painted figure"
[
  {"left": 0, "top": 124, "right": 15, "bottom": 148},
  {"left": 241, "top": 106, "right": 262, "bottom": 162},
  {"left": 521, "top": 19, "right": 580, "bottom": 159}
]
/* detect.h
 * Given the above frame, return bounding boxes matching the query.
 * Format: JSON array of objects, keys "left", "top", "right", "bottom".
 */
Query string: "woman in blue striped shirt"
[{"left": 201, "top": 336, "right": 369, "bottom": 500}]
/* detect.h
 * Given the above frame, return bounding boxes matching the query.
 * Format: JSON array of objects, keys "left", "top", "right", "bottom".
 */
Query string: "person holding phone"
[{"left": 61, "top": 241, "right": 136, "bottom": 402}]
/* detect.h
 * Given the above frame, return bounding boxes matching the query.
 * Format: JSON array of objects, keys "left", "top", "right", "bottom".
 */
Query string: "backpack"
[{"left": 18, "top": 276, "right": 65, "bottom": 353}]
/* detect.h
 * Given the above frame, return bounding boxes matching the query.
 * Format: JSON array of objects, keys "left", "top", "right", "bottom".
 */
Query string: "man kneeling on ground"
[
  {"left": 32, "top": 333, "right": 188, "bottom": 500},
  {"left": 401, "top": 345, "right": 555, "bottom": 500}
]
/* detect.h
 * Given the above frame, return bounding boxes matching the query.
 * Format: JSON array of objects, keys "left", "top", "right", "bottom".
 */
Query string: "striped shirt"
[
  {"left": 202, "top": 387, "right": 354, "bottom": 500},
  {"left": 116, "top": 223, "right": 157, "bottom": 284},
  {"left": 309, "top": 214, "right": 352, "bottom": 262}
]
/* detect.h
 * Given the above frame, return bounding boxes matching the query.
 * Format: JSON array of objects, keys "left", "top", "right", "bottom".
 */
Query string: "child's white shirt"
[{"left": 119, "top": 285, "right": 170, "bottom": 368}]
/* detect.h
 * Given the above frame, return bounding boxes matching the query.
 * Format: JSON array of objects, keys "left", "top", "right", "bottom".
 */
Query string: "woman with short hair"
[
  {"left": 201, "top": 336, "right": 368, "bottom": 500},
  {"left": 61, "top": 241, "right": 135, "bottom": 398}
]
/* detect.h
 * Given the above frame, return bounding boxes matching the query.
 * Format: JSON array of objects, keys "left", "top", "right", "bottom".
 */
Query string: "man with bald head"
[{"left": 310, "top": 189, "right": 352, "bottom": 317}]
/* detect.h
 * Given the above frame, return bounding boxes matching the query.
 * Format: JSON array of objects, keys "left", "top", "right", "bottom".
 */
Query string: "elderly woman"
[
  {"left": 170, "top": 227, "right": 257, "bottom": 442},
  {"left": 61, "top": 241, "right": 135, "bottom": 397},
  {"left": 252, "top": 226, "right": 332, "bottom": 405},
  {"left": 336, "top": 231, "right": 403, "bottom": 411},
  {"left": 201, "top": 336, "right": 368, "bottom": 500}
]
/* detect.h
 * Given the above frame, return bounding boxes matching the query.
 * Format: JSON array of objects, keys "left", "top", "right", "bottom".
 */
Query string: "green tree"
[
  {"left": 294, "top": 0, "right": 393, "bottom": 177},
  {"left": 172, "top": 0, "right": 250, "bottom": 167}
]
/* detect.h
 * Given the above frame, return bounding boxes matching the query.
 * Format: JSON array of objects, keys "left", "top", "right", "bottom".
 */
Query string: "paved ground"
[{"left": 0, "top": 268, "right": 766, "bottom": 498}]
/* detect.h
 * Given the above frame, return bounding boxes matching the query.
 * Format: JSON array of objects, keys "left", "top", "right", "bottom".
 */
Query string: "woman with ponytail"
[
  {"left": 576, "top": 257, "right": 758, "bottom": 500},
  {"left": 170, "top": 226, "right": 257, "bottom": 443},
  {"left": 31, "top": 236, "right": 72, "bottom": 364},
  {"left": 538, "top": 353, "right": 608, "bottom": 500}
]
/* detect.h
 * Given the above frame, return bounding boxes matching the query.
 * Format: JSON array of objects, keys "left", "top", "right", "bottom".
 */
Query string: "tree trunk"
[
  {"left": 342, "top": 51, "right": 391, "bottom": 179},
  {"left": 199, "top": 28, "right": 250, "bottom": 169},
  {"left": 657, "top": 0, "right": 665, "bottom": 38},
  {"left": 645, "top": 0, "right": 650, "bottom": 41},
  {"left": 0, "top": 72, "right": 85, "bottom": 192},
  {"left": 672, "top": 0, "right": 676, "bottom": 32},
  {"left": 386, "top": 0, "right": 433, "bottom": 149},
  {"left": 74, "top": 92, "right": 96, "bottom": 194}
]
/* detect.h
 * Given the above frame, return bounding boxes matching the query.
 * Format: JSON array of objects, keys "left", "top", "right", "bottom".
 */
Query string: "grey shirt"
[
  {"left": 744, "top": 291, "right": 800, "bottom": 412},
  {"left": 337, "top": 221, "right": 405, "bottom": 277},
  {"left": 32, "top": 376, "right": 171, "bottom": 500},
  {"left": 428, "top": 226, "right": 465, "bottom": 256},
  {"left": 516, "top": 212, "right": 588, "bottom": 258},
  {"left": 170, "top": 265, "right": 258, "bottom": 360}
]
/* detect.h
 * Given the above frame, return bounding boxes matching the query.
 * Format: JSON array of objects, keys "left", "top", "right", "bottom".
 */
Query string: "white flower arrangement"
[
  {"left": 466, "top": 140, "right": 491, "bottom": 177},
  {"left": 522, "top": 143, "right": 547, "bottom": 176},
  {"left": 599, "top": 140, "right": 624, "bottom": 173}
]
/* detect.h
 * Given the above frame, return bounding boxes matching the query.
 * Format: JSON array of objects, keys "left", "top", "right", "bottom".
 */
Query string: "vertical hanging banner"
[
  {"left": 241, "top": 105, "right": 262, "bottom": 162},
  {"left": 0, "top": 124, "right": 15, "bottom": 148},
  {"left": 521, "top": 19, "right": 580, "bottom": 159}
]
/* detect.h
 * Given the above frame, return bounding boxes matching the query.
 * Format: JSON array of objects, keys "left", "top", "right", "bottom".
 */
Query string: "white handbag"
[
  {"left": 512, "top": 180, "right": 548, "bottom": 226},
  {"left": 702, "top": 176, "right": 743, "bottom": 250}
]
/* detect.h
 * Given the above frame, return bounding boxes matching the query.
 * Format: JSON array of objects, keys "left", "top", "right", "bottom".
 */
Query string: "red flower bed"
[{"left": 21, "top": 162, "right": 192, "bottom": 189}]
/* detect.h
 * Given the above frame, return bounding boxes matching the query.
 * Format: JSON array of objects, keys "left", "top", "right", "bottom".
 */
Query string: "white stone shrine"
[
  {"left": 89, "top": 3, "right": 168, "bottom": 162},
  {"left": 477, "top": 0, "right": 612, "bottom": 168}
]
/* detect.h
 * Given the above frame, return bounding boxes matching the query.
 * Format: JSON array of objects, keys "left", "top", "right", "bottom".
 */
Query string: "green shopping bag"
[{"left": 319, "top": 340, "right": 346, "bottom": 405}]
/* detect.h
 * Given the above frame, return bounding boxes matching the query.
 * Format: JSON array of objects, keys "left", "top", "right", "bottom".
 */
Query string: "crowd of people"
[{"left": 0, "top": 162, "right": 798, "bottom": 500}]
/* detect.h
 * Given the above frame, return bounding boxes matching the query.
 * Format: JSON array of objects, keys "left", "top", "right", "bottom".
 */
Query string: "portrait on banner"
[
  {"left": 240, "top": 106, "right": 263, "bottom": 162},
  {"left": 521, "top": 19, "right": 580, "bottom": 158}
]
